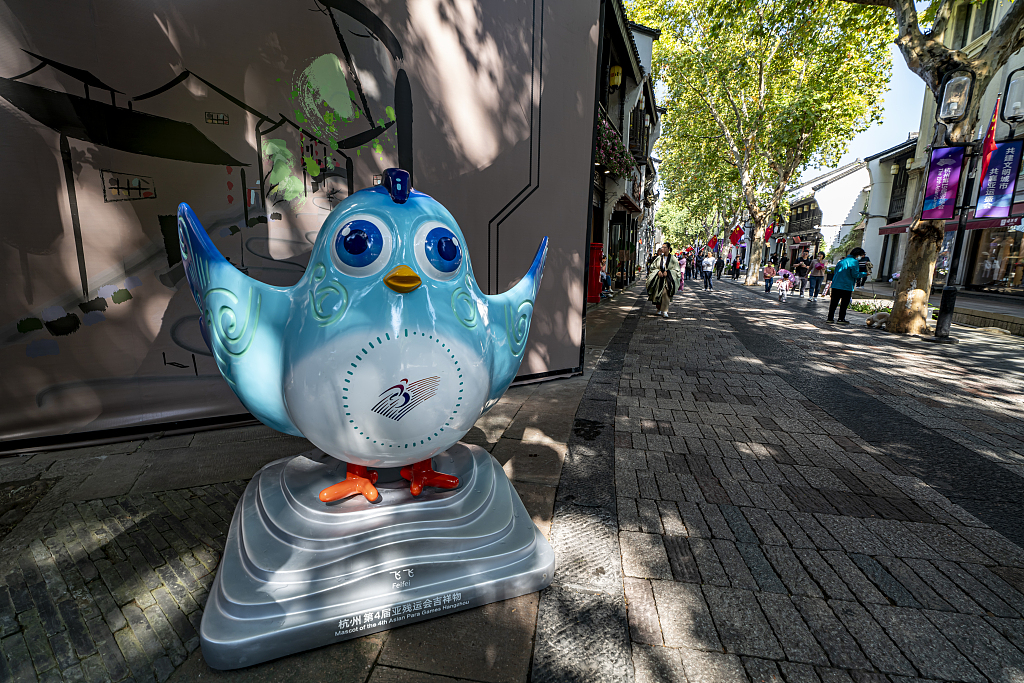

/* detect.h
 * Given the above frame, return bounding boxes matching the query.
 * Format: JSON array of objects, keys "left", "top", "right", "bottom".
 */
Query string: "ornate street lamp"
[
  {"left": 937, "top": 71, "right": 974, "bottom": 127},
  {"left": 931, "top": 69, "right": 977, "bottom": 342},
  {"left": 1000, "top": 66, "right": 1024, "bottom": 136}
]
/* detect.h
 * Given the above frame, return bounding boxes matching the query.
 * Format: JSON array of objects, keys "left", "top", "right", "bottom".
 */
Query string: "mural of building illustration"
[{"left": 0, "top": 0, "right": 604, "bottom": 445}]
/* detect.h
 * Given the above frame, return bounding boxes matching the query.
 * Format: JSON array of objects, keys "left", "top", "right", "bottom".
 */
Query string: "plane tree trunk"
[
  {"left": 842, "top": 0, "right": 1024, "bottom": 334},
  {"left": 744, "top": 214, "right": 767, "bottom": 286},
  {"left": 887, "top": 218, "right": 944, "bottom": 334}
]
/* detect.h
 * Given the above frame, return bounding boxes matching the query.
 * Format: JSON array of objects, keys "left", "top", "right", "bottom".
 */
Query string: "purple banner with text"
[
  {"left": 922, "top": 147, "right": 965, "bottom": 220},
  {"left": 976, "top": 140, "right": 1023, "bottom": 218}
]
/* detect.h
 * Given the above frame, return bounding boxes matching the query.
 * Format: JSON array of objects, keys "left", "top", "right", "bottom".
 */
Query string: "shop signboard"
[
  {"left": 922, "top": 147, "right": 965, "bottom": 220},
  {"left": 976, "top": 140, "right": 1023, "bottom": 218}
]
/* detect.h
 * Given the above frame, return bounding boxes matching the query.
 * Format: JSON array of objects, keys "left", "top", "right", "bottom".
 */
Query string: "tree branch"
[
  {"left": 841, "top": 0, "right": 965, "bottom": 97},
  {"left": 979, "top": 0, "right": 1024, "bottom": 77},
  {"left": 930, "top": 0, "right": 953, "bottom": 41},
  {"left": 838, "top": 0, "right": 893, "bottom": 7}
]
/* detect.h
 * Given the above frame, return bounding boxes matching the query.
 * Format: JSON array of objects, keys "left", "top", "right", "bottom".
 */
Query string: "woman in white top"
[{"left": 701, "top": 254, "right": 716, "bottom": 291}]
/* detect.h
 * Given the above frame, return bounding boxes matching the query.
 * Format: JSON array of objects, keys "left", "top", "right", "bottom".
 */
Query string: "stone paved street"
[
  {"left": 3, "top": 282, "right": 1024, "bottom": 682},
  {"left": 537, "top": 280, "right": 1024, "bottom": 683}
]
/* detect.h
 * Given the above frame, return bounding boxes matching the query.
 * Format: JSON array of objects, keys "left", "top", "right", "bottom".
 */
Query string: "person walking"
[
  {"left": 856, "top": 253, "right": 873, "bottom": 288},
  {"left": 701, "top": 252, "right": 716, "bottom": 290},
  {"left": 715, "top": 255, "right": 725, "bottom": 280},
  {"left": 827, "top": 247, "right": 864, "bottom": 324},
  {"left": 809, "top": 252, "right": 827, "bottom": 298},
  {"left": 731, "top": 257, "right": 741, "bottom": 280},
  {"left": 763, "top": 262, "right": 777, "bottom": 293},
  {"left": 792, "top": 251, "right": 810, "bottom": 296},
  {"left": 646, "top": 242, "right": 681, "bottom": 318}
]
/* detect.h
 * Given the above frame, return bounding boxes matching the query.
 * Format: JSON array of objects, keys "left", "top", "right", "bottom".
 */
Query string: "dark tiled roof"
[
  {"left": 864, "top": 138, "right": 917, "bottom": 162},
  {"left": 611, "top": 0, "right": 645, "bottom": 81},
  {"left": 628, "top": 21, "right": 662, "bottom": 39}
]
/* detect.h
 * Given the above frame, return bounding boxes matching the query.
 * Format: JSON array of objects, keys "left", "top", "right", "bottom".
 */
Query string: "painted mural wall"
[{"left": 0, "top": 0, "right": 598, "bottom": 442}]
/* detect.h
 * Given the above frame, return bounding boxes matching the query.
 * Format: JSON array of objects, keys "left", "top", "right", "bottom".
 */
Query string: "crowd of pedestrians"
[{"left": 639, "top": 241, "right": 872, "bottom": 327}]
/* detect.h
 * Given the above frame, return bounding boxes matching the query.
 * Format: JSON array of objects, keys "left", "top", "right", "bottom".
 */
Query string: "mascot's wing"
[
  {"left": 177, "top": 203, "right": 301, "bottom": 436},
  {"left": 482, "top": 237, "right": 548, "bottom": 404}
]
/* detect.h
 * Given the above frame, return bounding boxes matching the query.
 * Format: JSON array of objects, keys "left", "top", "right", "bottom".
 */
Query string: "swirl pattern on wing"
[
  {"left": 309, "top": 262, "right": 349, "bottom": 326},
  {"left": 204, "top": 287, "right": 261, "bottom": 369},
  {"left": 505, "top": 299, "right": 533, "bottom": 356},
  {"left": 179, "top": 220, "right": 208, "bottom": 312},
  {"left": 450, "top": 275, "right": 478, "bottom": 329}
]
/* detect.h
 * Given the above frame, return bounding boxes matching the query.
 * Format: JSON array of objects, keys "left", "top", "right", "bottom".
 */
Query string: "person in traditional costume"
[{"left": 646, "top": 242, "right": 681, "bottom": 318}]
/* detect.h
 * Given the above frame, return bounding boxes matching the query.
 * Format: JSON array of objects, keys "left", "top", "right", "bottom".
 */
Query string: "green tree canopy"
[
  {"left": 654, "top": 197, "right": 704, "bottom": 249},
  {"left": 629, "top": 0, "right": 892, "bottom": 283}
]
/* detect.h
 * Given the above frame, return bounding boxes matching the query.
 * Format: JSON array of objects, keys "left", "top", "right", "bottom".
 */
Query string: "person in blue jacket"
[{"left": 827, "top": 247, "right": 864, "bottom": 324}]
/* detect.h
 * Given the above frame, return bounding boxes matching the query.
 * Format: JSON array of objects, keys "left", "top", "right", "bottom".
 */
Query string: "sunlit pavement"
[
  {"left": 0, "top": 293, "right": 640, "bottom": 683},
  {"left": 3, "top": 281, "right": 1024, "bottom": 682},
  {"left": 582, "top": 281, "right": 1024, "bottom": 682}
]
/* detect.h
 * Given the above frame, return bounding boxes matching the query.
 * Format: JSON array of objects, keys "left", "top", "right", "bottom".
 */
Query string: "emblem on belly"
[{"left": 372, "top": 376, "right": 440, "bottom": 421}]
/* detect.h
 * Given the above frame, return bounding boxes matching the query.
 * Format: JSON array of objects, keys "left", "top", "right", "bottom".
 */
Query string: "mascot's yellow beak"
[{"left": 383, "top": 265, "right": 421, "bottom": 293}]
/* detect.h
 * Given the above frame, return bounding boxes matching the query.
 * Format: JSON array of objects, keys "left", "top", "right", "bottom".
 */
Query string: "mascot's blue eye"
[
  {"left": 335, "top": 220, "right": 382, "bottom": 267},
  {"left": 424, "top": 227, "right": 462, "bottom": 273}
]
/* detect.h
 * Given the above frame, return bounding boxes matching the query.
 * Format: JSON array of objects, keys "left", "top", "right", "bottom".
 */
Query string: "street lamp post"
[
  {"left": 932, "top": 70, "right": 976, "bottom": 341},
  {"left": 1002, "top": 66, "right": 1024, "bottom": 136}
]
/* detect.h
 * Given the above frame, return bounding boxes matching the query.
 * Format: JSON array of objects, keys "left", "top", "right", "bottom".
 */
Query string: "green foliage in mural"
[
  {"left": 295, "top": 54, "right": 355, "bottom": 138},
  {"left": 111, "top": 289, "right": 133, "bottom": 304},
  {"left": 263, "top": 139, "right": 305, "bottom": 204},
  {"left": 304, "top": 155, "right": 322, "bottom": 178},
  {"left": 286, "top": 53, "right": 398, "bottom": 171}
]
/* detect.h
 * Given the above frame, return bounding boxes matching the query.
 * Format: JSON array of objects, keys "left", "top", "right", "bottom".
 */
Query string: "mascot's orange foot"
[
  {"left": 319, "top": 464, "right": 380, "bottom": 503},
  {"left": 400, "top": 459, "right": 459, "bottom": 496}
]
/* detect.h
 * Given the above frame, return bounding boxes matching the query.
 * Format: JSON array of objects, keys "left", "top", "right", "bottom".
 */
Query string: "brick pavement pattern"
[
  {"left": 616, "top": 287, "right": 1024, "bottom": 683},
  {"left": 0, "top": 483, "right": 240, "bottom": 682},
  {"left": 3, "top": 282, "right": 1024, "bottom": 682}
]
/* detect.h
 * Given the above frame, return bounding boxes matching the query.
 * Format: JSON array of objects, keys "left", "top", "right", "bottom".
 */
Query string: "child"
[{"left": 776, "top": 269, "right": 795, "bottom": 301}]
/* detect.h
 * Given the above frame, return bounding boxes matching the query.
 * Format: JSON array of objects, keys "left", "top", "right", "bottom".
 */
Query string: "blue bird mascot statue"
[{"left": 177, "top": 168, "right": 547, "bottom": 501}]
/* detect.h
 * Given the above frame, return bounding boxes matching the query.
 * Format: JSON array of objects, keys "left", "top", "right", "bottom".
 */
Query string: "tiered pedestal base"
[{"left": 200, "top": 443, "right": 554, "bottom": 670}]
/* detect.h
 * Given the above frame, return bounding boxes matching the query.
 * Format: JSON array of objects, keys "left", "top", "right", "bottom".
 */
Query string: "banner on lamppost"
[
  {"left": 922, "top": 147, "right": 965, "bottom": 220},
  {"left": 976, "top": 140, "right": 1023, "bottom": 218}
]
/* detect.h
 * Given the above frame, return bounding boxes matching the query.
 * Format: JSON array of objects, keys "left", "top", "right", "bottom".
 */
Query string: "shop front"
[
  {"left": 783, "top": 231, "right": 824, "bottom": 264},
  {"left": 881, "top": 207, "right": 1024, "bottom": 297},
  {"left": 608, "top": 209, "right": 639, "bottom": 287},
  {"left": 965, "top": 224, "right": 1024, "bottom": 295}
]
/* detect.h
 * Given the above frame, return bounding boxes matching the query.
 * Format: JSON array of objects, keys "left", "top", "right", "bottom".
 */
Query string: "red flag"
[
  {"left": 729, "top": 226, "right": 743, "bottom": 245},
  {"left": 708, "top": 236, "right": 718, "bottom": 250},
  {"left": 765, "top": 223, "right": 775, "bottom": 241},
  {"left": 980, "top": 95, "right": 1000, "bottom": 181}
]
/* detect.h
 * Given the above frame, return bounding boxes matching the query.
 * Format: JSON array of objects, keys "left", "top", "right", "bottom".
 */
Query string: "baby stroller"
[{"left": 775, "top": 269, "right": 797, "bottom": 302}]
